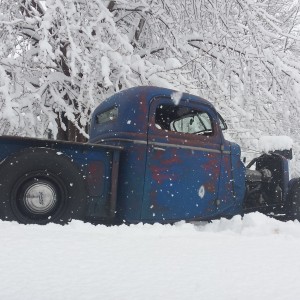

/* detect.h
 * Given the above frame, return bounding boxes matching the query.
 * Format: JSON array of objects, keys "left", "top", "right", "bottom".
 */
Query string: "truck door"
[{"left": 142, "top": 97, "right": 223, "bottom": 222}]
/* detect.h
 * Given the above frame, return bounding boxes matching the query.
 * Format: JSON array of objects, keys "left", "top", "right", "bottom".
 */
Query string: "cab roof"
[
  {"left": 92, "top": 86, "right": 213, "bottom": 112},
  {"left": 89, "top": 86, "right": 216, "bottom": 142}
]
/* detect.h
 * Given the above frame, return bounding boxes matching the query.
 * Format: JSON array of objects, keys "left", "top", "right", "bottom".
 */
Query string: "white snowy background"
[{"left": 1, "top": 1, "right": 300, "bottom": 299}]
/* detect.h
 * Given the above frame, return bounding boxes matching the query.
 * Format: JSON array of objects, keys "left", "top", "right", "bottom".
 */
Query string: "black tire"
[
  {"left": 286, "top": 178, "right": 300, "bottom": 220},
  {"left": 0, "top": 147, "right": 87, "bottom": 224}
]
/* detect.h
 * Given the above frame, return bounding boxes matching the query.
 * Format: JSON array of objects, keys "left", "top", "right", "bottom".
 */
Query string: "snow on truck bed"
[{"left": 1, "top": 213, "right": 300, "bottom": 300}]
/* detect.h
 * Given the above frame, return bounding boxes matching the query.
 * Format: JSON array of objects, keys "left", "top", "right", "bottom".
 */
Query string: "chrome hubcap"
[{"left": 24, "top": 181, "right": 57, "bottom": 214}]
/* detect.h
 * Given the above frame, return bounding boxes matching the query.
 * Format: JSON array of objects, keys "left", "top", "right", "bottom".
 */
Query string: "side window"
[
  {"left": 155, "top": 104, "right": 213, "bottom": 136},
  {"left": 96, "top": 106, "right": 118, "bottom": 124}
]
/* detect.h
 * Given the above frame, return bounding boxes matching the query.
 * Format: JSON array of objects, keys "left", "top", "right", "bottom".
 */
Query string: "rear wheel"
[
  {"left": 0, "top": 148, "right": 87, "bottom": 224},
  {"left": 286, "top": 178, "right": 300, "bottom": 220}
]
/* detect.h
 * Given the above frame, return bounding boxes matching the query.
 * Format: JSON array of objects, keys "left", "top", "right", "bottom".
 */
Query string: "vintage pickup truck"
[{"left": 0, "top": 86, "right": 298, "bottom": 224}]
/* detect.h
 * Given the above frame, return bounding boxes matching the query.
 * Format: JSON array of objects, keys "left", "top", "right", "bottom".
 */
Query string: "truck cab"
[{"left": 89, "top": 86, "right": 246, "bottom": 223}]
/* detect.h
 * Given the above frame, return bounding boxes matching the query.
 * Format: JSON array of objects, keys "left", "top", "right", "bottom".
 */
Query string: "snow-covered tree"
[
  {"left": 0, "top": 0, "right": 193, "bottom": 140},
  {"left": 0, "top": 1, "right": 133, "bottom": 140},
  {"left": 0, "top": 0, "right": 300, "bottom": 167}
]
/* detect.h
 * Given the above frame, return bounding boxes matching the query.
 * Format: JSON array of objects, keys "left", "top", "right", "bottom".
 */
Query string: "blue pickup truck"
[{"left": 0, "top": 86, "right": 298, "bottom": 224}]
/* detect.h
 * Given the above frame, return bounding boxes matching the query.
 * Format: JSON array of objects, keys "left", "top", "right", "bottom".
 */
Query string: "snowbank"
[{"left": 1, "top": 213, "right": 300, "bottom": 300}]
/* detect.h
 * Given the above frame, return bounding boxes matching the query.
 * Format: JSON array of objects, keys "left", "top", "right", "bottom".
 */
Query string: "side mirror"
[{"left": 217, "top": 113, "right": 227, "bottom": 131}]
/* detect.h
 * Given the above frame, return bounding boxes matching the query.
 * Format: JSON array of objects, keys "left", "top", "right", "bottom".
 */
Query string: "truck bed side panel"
[{"left": 0, "top": 136, "right": 122, "bottom": 222}]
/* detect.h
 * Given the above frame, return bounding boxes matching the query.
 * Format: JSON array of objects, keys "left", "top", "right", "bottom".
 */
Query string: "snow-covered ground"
[{"left": 1, "top": 213, "right": 300, "bottom": 300}]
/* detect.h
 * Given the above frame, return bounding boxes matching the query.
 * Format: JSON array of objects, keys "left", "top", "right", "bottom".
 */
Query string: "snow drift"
[{"left": 1, "top": 213, "right": 300, "bottom": 300}]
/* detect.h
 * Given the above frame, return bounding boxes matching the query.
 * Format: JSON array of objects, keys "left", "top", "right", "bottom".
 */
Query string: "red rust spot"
[
  {"left": 150, "top": 148, "right": 181, "bottom": 184},
  {"left": 202, "top": 154, "right": 220, "bottom": 182},
  {"left": 151, "top": 165, "right": 178, "bottom": 184},
  {"left": 205, "top": 182, "right": 216, "bottom": 193}
]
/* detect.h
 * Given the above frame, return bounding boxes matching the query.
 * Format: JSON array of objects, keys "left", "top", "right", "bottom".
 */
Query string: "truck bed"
[{"left": 0, "top": 136, "right": 123, "bottom": 224}]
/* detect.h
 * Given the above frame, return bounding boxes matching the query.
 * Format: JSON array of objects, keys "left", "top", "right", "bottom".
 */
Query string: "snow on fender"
[{"left": 259, "top": 135, "right": 293, "bottom": 153}]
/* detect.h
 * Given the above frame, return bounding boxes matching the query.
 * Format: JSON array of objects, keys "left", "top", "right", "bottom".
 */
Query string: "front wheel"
[{"left": 286, "top": 178, "right": 300, "bottom": 221}]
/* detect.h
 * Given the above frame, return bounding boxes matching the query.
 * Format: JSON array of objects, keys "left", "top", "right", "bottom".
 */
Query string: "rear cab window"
[{"left": 96, "top": 106, "right": 118, "bottom": 125}]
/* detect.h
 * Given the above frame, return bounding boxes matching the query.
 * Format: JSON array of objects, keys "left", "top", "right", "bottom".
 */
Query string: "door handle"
[{"left": 153, "top": 146, "right": 166, "bottom": 152}]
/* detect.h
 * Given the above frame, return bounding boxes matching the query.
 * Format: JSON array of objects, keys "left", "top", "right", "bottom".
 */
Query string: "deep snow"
[{"left": 1, "top": 213, "right": 300, "bottom": 300}]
